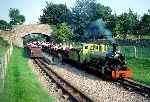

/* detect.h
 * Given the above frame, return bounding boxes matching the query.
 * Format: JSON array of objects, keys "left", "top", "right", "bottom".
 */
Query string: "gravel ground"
[
  {"left": 47, "top": 61, "right": 150, "bottom": 102},
  {"left": 28, "top": 60, "right": 70, "bottom": 102}
]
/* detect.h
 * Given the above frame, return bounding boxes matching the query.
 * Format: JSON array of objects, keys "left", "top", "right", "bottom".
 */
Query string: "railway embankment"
[{"left": 0, "top": 47, "right": 54, "bottom": 102}]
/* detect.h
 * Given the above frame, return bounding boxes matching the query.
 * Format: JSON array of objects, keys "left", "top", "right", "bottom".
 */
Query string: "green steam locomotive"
[{"left": 43, "top": 42, "right": 132, "bottom": 80}]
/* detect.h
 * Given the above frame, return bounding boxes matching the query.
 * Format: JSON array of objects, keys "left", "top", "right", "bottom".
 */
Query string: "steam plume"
[{"left": 88, "top": 19, "right": 116, "bottom": 44}]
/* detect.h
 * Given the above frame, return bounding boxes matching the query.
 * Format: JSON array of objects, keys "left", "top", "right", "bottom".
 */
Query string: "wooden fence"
[{"left": 0, "top": 41, "right": 13, "bottom": 93}]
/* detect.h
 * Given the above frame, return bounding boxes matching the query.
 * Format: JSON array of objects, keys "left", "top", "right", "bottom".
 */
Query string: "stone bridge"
[{"left": 0, "top": 24, "right": 52, "bottom": 47}]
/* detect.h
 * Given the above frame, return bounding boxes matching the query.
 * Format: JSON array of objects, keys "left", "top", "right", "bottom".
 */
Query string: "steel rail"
[{"left": 117, "top": 78, "right": 150, "bottom": 98}]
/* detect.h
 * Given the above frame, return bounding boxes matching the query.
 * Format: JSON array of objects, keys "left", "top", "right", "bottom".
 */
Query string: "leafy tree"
[
  {"left": 138, "top": 12, "right": 150, "bottom": 37},
  {"left": 114, "top": 9, "right": 139, "bottom": 39},
  {"left": 52, "top": 23, "right": 73, "bottom": 42},
  {"left": 40, "top": 2, "right": 71, "bottom": 25},
  {"left": 9, "top": 8, "right": 20, "bottom": 18},
  {"left": 127, "top": 9, "right": 139, "bottom": 34},
  {"left": 95, "top": 3, "right": 117, "bottom": 36},
  {"left": 114, "top": 13, "right": 130, "bottom": 39},
  {"left": 71, "top": 0, "right": 97, "bottom": 40},
  {"left": 95, "top": 4, "right": 114, "bottom": 25},
  {"left": 114, "top": 21, "right": 123, "bottom": 38},
  {"left": 71, "top": 1, "right": 118, "bottom": 41},
  {"left": 0, "top": 20, "right": 11, "bottom": 31},
  {"left": 9, "top": 8, "right": 25, "bottom": 25}
]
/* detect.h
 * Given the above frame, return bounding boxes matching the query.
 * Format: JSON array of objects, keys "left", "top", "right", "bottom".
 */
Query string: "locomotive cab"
[
  {"left": 68, "top": 43, "right": 107, "bottom": 63},
  {"left": 80, "top": 43, "right": 107, "bottom": 63}
]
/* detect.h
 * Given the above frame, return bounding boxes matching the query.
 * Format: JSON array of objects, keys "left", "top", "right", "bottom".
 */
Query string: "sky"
[{"left": 0, "top": 0, "right": 149, "bottom": 24}]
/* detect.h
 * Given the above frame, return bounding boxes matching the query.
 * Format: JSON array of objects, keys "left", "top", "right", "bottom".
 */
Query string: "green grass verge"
[
  {"left": 127, "top": 57, "right": 150, "bottom": 85},
  {"left": 0, "top": 47, "right": 54, "bottom": 102}
]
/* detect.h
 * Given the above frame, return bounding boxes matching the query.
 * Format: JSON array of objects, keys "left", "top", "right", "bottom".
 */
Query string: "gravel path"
[{"left": 48, "top": 62, "right": 150, "bottom": 102}]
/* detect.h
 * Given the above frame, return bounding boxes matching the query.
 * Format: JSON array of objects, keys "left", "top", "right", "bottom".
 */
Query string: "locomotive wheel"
[
  {"left": 101, "top": 65, "right": 108, "bottom": 80},
  {"left": 101, "top": 62, "right": 112, "bottom": 80}
]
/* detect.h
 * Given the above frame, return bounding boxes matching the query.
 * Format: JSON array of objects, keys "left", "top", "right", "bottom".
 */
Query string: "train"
[
  {"left": 25, "top": 41, "right": 132, "bottom": 80},
  {"left": 42, "top": 42, "right": 132, "bottom": 80}
]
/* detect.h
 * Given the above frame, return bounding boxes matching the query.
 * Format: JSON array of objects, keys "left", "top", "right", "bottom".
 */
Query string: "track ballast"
[{"left": 33, "top": 58, "right": 94, "bottom": 102}]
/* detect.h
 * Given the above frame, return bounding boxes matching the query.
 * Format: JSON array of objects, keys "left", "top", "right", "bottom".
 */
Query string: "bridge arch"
[
  {"left": 11, "top": 24, "right": 52, "bottom": 47},
  {"left": 22, "top": 33, "right": 52, "bottom": 46}
]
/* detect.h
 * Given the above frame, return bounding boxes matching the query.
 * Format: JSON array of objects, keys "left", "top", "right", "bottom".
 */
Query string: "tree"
[
  {"left": 95, "top": 3, "right": 117, "bottom": 36},
  {"left": 71, "top": 1, "right": 118, "bottom": 41},
  {"left": 138, "top": 12, "right": 150, "bottom": 37},
  {"left": 71, "top": 0, "right": 97, "bottom": 41},
  {"left": 114, "top": 9, "right": 139, "bottom": 39},
  {"left": 52, "top": 23, "right": 73, "bottom": 42},
  {"left": 9, "top": 8, "right": 20, "bottom": 18},
  {"left": 0, "top": 20, "right": 11, "bottom": 31},
  {"left": 9, "top": 8, "right": 25, "bottom": 25},
  {"left": 39, "top": 2, "right": 71, "bottom": 25},
  {"left": 127, "top": 9, "right": 139, "bottom": 34}
]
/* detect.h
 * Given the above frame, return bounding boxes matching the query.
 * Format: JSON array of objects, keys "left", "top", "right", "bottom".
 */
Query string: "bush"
[
  {"left": 52, "top": 23, "right": 73, "bottom": 43},
  {"left": 0, "top": 20, "right": 12, "bottom": 31},
  {"left": 0, "top": 37, "right": 9, "bottom": 47}
]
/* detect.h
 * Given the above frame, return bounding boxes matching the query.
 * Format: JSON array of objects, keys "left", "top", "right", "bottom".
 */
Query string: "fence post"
[
  {"left": 134, "top": 46, "right": 137, "bottom": 58},
  {"left": 0, "top": 57, "right": 2, "bottom": 93},
  {"left": 0, "top": 41, "right": 13, "bottom": 93},
  {"left": 0, "top": 56, "right": 5, "bottom": 93}
]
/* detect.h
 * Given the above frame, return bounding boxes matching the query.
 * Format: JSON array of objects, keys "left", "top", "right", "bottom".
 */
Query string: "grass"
[
  {"left": 0, "top": 47, "right": 54, "bottom": 102},
  {"left": 127, "top": 57, "right": 150, "bottom": 85},
  {"left": 117, "top": 45, "right": 150, "bottom": 85}
]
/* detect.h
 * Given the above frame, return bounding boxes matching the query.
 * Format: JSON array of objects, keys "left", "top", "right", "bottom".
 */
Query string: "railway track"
[
  {"left": 64, "top": 59, "right": 150, "bottom": 98},
  {"left": 66, "top": 60, "right": 150, "bottom": 98},
  {"left": 34, "top": 53, "right": 150, "bottom": 100},
  {"left": 117, "top": 78, "right": 150, "bottom": 98},
  {"left": 33, "top": 58, "right": 94, "bottom": 102}
]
